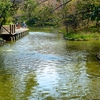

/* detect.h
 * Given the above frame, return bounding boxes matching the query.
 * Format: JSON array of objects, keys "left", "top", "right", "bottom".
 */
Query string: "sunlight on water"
[
  {"left": 0, "top": 32, "right": 100, "bottom": 100},
  {"left": 6, "top": 49, "right": 14, "bottom": 52}
]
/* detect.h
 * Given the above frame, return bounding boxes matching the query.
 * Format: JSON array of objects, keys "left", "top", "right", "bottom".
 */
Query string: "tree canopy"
[
  {"left": 0, "top": 0, "right": 100, "bottom": 33},
  {"left": 0, "top": 0, "right": 20, "bottom": 29}
]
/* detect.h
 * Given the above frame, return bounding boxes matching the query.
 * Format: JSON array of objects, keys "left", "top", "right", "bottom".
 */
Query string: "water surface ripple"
[{"left": 0, "top": 32, "right": 100, "bottom": 100}]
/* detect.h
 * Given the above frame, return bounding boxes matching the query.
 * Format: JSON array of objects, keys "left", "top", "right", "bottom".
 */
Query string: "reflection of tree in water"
[
  {"left": 0, "top": 54, "right": 4, "bottom": 70},
  {"left": 0, "top": 54, "right": 8, "bottom": 82},
  {"left": 86, "top": 78, "right": 100, "bottom": 99},
  {"left": 67, "top": 41, "right": 100, "bottom": 52},
  {"left": 86, "top": 50, "right": 100, "bottom": 100},
  {"left": 85, "top": 63, "right": 100, "bottom": 99},
  {"left": 0, "top": 54, "right": 15, "bottom": 99},
  {"left": 22, "top": 72, "right": 38, "bottom": 99}
]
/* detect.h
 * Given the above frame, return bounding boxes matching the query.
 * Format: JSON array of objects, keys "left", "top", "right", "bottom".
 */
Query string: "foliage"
[
  {"left": 0, "top": 0, "right": 11, "bottom": 25},
  {"left": 26, "top": 4, "right": 55, "bottom": 27},
  {"left": 0, "top": 0, "right": 20, "bottom": 29},
  {"left": 91, "top": 5, "right": 100, "bottom": 21},
  {"left": 22, "top": 0, "right": 37, "bottom": 20},
  {"left": 57, "top": 0, "right": 100, "bottom": 34},
  {"left": 0, "top": 0, "right": 100, "bottom": 33},
  {"left": 23, "top": 0, "right": 100, "bottom": 32},
  {"left": 64, "top": 27, "right": 100, "bottom": 40}
]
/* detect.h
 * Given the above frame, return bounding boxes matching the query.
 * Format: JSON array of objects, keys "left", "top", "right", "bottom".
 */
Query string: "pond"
[{"left": 0, "top": 31, "right": 100, "bottom": 100}]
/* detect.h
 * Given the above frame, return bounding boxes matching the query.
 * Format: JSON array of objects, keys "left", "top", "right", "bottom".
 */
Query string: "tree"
[
  {"left": 0, "top": 0, "right": 20, "bottom": 32},
  {"left": 56, "top": 0, "right": 100, "bottom": 34},
  {"left": 22, "top": 0, "right": 37, "bottom": 20},
  {"left": 0, "top": 1, "right": 11, "bottom": 29},
  {"left": 91, "top": 5, "right": 100, "bottom": 27}
]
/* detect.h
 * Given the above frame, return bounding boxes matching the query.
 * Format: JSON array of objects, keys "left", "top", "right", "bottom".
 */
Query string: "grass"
[
  {"left": 65, "top": 32, "right": 100, "bottom": 40},
  {"left": 61, "top": 26, "right": 100, "bottom": 41}
]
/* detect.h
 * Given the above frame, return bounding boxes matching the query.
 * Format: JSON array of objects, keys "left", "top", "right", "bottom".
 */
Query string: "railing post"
[
  {"left": 10, "top": 25, "right": 12, "bottom": 34},
  {"left": 14, "top": 24, "right": 15, "bottom": 33},
  {"left": 12, "top": 25, "right": 13, "bottom": 33}
]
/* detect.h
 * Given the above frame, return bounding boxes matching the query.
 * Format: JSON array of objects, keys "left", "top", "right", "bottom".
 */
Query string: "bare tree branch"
[{"left": 52, "top": 0, "right": 72, "bottom": 12}]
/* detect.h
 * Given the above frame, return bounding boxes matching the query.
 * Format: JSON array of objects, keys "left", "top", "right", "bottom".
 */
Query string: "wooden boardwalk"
[
  {"left": 2, "top": 28, "right": 28, "bottom": 35},
  {"left": 1, "top": 25, "right": 29, "bottom": 41}
]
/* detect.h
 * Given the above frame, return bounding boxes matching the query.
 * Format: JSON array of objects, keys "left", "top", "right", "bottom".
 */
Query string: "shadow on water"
[{"left": 0, "top": 31, "right": 100, "bottom": 100}]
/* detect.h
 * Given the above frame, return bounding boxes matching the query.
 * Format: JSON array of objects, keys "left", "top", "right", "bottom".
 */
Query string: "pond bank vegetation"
[{"left": 59, "top": 26, "right": 100, "bottom": 41}]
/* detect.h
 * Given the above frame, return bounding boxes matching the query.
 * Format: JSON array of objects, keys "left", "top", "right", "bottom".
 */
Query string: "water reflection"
[
  {"left": 0, "top": 32, "right": 100, "bottom": 100},
  {"left": 0, "top": 54, "right": 15, "bottom": 99}
]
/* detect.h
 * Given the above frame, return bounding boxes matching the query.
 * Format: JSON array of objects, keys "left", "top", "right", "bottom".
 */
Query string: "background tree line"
[{"left": 0, "top": 0, "right": 100, "bottom": 34}]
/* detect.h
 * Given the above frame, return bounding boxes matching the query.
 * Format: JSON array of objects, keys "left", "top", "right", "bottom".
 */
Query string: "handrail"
[
  {"left": 2, "top": 26, "right": 11, "bottom": 34},
  {"left": 1, "top": 24, "right": 16, "bottom": 34}
]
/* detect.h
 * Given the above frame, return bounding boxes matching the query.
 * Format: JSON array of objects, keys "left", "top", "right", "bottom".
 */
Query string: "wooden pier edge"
[
  {"left": 1, "top": 24, "right": 29, "bottom": 41},
  {"left": 10, "top": 29, "right": 29, "bottom": 41}
]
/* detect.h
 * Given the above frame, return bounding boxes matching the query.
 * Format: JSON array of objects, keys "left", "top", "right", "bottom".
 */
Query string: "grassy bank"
[{"left": 61, "top": 26, "right": 100, "bottom": 41}]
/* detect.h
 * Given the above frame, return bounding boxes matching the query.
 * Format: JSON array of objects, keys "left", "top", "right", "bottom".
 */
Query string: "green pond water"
[{"left": 0, "top": 31, "right": 100, "bottom": 100}]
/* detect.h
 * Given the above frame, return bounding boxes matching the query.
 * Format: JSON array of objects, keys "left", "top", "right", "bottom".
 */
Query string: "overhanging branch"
[{"left": 52, "top": 0, "right": 72, "bottom": 12}]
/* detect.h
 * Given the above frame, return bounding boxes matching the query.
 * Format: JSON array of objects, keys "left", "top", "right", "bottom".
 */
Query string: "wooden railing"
[{"left": 1, "top": 24, "right": 16, "bottom": 34}]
